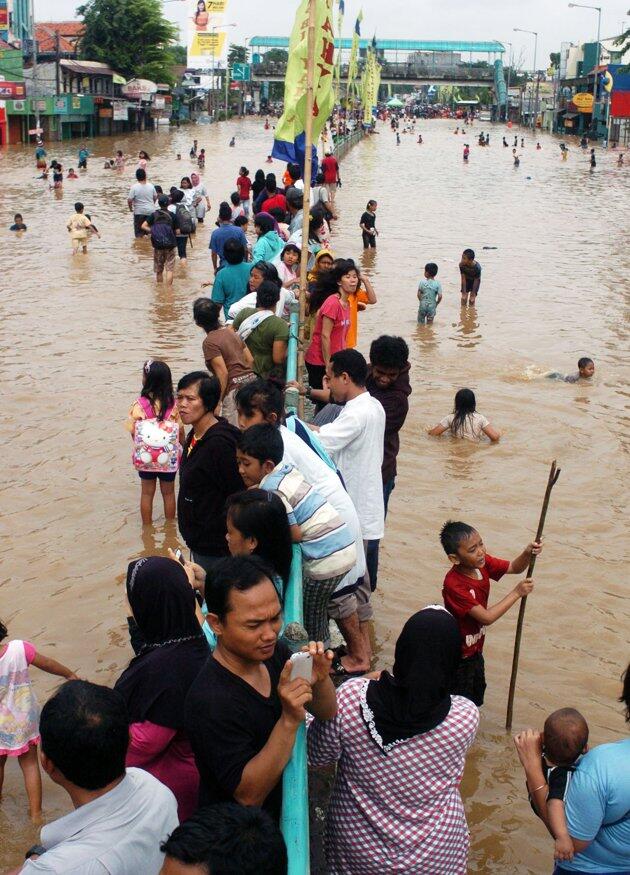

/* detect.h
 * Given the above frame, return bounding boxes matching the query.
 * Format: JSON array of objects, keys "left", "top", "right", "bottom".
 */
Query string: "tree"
[
  {"left": 549, "top": 52, "right": 560, "bottom": 69},
  {"left": 264, "top": 49, "right": 289, "bottom": 64},
  {"left": 615, "top": 28, "right": 629, "bottom": 71},
  {"left": 77, "top": 0, "right": 179, "bottom": 85},
  {"left": 228, "top": 44, "right": 248, "bottom": 65},
  {"left": 172, "top": 45, "right": 187, "bottom": 66}
]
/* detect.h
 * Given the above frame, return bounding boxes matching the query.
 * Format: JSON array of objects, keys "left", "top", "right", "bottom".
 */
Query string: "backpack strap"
[{"left": 136, "top": 396, "right": 155, "bottom": 418}]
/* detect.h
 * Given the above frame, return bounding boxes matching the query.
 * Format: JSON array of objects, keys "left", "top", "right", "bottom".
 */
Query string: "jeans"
[{"left": 365, "top": 478, "right": 395, "bottom": 591}]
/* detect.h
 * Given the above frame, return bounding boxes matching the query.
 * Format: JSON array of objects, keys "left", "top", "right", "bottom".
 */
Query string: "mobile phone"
[
  {"left": 174, "top": 549, "right": 186, "bottom": 566},
  {"left": 289, "top": 652, "right": 313, "bottom": 682}
]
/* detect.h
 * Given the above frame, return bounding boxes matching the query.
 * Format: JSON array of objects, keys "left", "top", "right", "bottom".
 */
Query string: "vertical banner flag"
[
  {"left": 187, "top": 0, "right": 229, "bottom": 69},
  {"left": 334, "top": 0, "right": 345, "bottom": 100},
  {"left": 362, "top": 39, "right": 381, "bottom": 124},
  {"left": 346, "top": 9, "right": 362, "bottom": 100},
  {"left": 272, "top": 0, "right": 336, "bottom": 177}
]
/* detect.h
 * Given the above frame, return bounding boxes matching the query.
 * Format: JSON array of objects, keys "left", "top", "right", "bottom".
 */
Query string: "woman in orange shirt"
[{"left": 345, "top": 267, "right": 377, "bottom": 348}]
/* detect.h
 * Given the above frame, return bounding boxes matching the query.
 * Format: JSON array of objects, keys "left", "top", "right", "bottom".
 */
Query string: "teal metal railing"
[{"left": 281, "top": 303, "right": 309, "bottom": 874}]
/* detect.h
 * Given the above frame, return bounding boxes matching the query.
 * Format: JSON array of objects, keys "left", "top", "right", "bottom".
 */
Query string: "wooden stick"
[
  {"left": 505, "top": 460, "right": 561, "bottom": 731},
  {"left": 296, "top": 0, "right": 317, "bottom": 420}
]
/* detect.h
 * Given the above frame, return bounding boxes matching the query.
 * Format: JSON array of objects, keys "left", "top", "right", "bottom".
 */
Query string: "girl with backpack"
[{"left": 126, "top": 360, "right": 184, "bottom": 525}]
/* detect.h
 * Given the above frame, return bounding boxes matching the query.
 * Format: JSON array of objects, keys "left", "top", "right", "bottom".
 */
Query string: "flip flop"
[
  {"left": 329, "top": 655, "right": 366, "bottom": 678},
  {"left": 331, "top": 644, "right": 347, "bottom": 659}
]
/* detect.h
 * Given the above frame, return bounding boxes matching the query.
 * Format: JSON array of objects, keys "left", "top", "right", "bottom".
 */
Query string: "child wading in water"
[
  {"left": 66, "top": 202, "right": 99, "bottom": 255},
  {"left": 429, "top": 388, "right": 500, "bottom": 442},
  {"left": 417, "top": 262, "right": 443, "bottom": 324},
  {"left": 546, "top": 357, "right": 595, "bottom": 384},
  {"left": 127, "top": 360, "right": 184, "bottom": 525},
  {"left": 360, "top": 200, "right": 378, "bottom": 249},
  {"left": 0, "top": 618, "right": 77, "bottom": 818},
  {"left": 459, "top": 248, "right": 481, "bottom": 306},
  {"left": 440, "top": 520, "right": 541, "bottom": 706}
]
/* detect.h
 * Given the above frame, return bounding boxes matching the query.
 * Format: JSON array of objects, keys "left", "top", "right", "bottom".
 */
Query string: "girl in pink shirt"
[{"left": 0, "top": 619, "right": 77, "bottom": 818}]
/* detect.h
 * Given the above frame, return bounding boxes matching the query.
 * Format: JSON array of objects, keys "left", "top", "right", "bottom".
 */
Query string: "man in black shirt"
[
  {"left": 176, "top": 372, "right": 244, "bottom": 574},
  {"left": 185, "top": 556, "right": 337, "bottom": 819}
]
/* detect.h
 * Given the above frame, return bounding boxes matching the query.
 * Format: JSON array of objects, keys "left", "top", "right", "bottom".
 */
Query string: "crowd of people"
[{"left": 0, "top": 118, "right": 627, "bottom": 875}]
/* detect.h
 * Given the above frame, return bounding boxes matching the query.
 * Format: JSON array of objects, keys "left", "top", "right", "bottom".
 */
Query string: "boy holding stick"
[{"left": 440, "top": 521, "right": 542, "bottom": 706}]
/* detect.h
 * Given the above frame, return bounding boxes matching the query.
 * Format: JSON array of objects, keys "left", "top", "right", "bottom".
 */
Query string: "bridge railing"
[
  {"left": 281, "top": 303, "right": 309, "bottom": 875},
  {"left": 252, "top": 61, "right": 494, "bottom": 82}
]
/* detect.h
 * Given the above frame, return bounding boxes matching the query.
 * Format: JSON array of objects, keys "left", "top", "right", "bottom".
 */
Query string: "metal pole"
[
  {"left": 506, "top": 43, "right": 512, "bottom": 121},
  {"left": 296, "top": 0, "right": 318, "bottom": 419},
  {"left": 532, "top": 32, "right": 538, "bottom": 130},
  {"left": 211, "top": 27, "right": 215, "bottom": 119},
  {"left": 225, "top": 63, "right": 229, "bottom": 119},
  {"left": 29, "top": 0, "right": 41, "bottom": 136},
  {"left": 593, "top": 7, "right": 601, "bottom": 136}
]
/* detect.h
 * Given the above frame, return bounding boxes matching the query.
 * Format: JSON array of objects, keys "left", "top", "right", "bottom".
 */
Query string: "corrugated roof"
[
  {"left": 250, "top": 37, "right": 504, "bottom": 53},
  {"left": 60, "top": 59, "right": 122, "bottom": 77}
]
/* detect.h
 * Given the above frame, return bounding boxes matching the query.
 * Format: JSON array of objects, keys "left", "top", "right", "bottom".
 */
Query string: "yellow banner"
[{"left": 275, "top": 0, "right": 336, "bottom": 149}]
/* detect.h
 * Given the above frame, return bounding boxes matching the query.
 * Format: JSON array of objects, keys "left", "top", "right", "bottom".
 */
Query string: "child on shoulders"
[
  {"left": 417, "top": 262, "right": 443, "bottom": 324},
  {"left": 429, "top": 388, "right": 500, "bottom": 442}
]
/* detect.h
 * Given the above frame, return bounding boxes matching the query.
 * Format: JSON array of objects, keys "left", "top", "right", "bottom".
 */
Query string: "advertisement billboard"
[{"left": 187, "top": 0, "right": 229, "bottom": 70}]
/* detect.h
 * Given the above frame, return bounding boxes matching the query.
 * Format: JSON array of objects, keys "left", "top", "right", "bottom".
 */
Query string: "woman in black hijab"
[
  {"left": 307, "top": 607, "right": 480, "bottom": 874},
  {"left": 115, "top": 556, "right": 209, "bottom": 821}
]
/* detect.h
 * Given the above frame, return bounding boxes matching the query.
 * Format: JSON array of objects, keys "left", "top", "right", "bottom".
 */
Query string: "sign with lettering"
[{"left": 0, "top": 81, "right": 26, "bottom": 99}]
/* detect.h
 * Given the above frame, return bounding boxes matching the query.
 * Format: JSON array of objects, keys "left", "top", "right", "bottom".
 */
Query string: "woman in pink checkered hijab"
[{"left": 308, "top": 606, "right": 479, "bottom": 873}]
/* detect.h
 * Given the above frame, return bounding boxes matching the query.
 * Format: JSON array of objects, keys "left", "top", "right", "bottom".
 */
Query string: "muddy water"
[{"left": 0, "top": 118, "right": 628, "bottom": 872}]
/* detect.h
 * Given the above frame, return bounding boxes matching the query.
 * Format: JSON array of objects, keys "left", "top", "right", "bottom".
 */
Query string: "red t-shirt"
[
  {"left": 261, "top": 193, "right": 287, "bottom": 213},
  {"left": 321, "top": 155, "right": 339, "bottom": 184},
  {"left": 237, "top": 175, "right": 252, "bottom": 200},
  {"left": 442, "top": 554, "right": 510, "bottom": 659},
  {"left": 305, "top": 295, "right": 350, "bottom": 366}
]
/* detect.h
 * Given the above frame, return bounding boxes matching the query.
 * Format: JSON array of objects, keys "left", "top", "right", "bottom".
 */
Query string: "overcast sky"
[{"left": 37, "top": 0, "right": 629, "bottom": 68}]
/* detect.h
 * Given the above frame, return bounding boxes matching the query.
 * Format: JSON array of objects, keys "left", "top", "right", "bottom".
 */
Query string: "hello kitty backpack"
[{"left": 132, "top": 396, "right": 182, "bottom": 473}]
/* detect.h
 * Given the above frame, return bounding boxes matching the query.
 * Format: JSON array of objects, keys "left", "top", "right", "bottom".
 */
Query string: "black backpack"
[
  {"left": 150, "top": 211, "right": 176, "bottom": 250},
  {"left": 175, "top": 203, "right": 194, "bottom": 236}
]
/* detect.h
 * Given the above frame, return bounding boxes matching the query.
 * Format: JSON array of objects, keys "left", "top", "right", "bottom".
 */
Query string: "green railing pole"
[{"left": 281, "top": 310, "right": 309, "bottom": 874}]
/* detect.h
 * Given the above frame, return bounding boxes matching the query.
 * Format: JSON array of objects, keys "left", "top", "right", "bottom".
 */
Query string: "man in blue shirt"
[{"left": 209, "top": 202, "right": 248, "bottom": 274}]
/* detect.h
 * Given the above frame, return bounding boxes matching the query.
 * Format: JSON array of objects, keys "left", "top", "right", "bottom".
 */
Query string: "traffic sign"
[{"left": 231, "top": 63, "right": 251, "bottom": 82}]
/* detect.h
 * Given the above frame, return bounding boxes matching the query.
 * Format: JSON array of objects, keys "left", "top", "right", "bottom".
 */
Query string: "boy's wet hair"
[
  {"left": 425, "top": 262, "right": 438, "bottom": 277},
  {"left": 544, "top": 708, "right": 589, "bottom": 766},
  {"left": 440, "top": 520, "right": 477, "bottom": 556},
  {"left": 578, "top": 357, "right": 593, "bottom": 370},
  {"left": 462, "top": 248, "right": 475, "bottom": 260}
]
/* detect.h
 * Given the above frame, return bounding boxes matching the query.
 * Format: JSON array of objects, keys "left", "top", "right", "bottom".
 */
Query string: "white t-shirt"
[
  {"left": 279, "top": 424, "right": 365, "bottom": 589},
  {"left": 127, "top": 182, "right": 156, "bottom": 216},
  {"left": 439, "top": 411, "right": 490, "bottom": 441},
  {"left": 22, "top": 768, "right": 178, "bottom": 874},
  {"left": 317, "top": 393, "right": 386, "bottom": 540},
  {"left": 227, "top": 290, "right": 291, "bottom": 322}
]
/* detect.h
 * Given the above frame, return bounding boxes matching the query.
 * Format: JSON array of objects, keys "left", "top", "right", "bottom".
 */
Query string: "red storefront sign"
[
  {"left": 0, "top": 81, "right": 26, "bottom": 99},
  {"left": 611, "top": 92, "right": 630, "bottom": 118}
]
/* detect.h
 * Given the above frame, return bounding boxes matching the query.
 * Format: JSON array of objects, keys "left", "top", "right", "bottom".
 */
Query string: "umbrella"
[{"left": 386, "top": 97, "right": 404, "bottom": 108}]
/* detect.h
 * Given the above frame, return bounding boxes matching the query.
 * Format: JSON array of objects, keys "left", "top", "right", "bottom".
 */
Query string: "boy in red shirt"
[{"left": 440, "top": 520, "right": 541, "bottom": 706}]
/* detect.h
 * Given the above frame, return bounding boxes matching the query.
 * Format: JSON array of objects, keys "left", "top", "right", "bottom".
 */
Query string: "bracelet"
[{"left": 530, "top": 783, "right": 547, "bottom": 793}]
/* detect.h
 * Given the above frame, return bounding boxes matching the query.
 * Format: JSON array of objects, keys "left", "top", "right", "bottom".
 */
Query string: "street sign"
[
  {"left": 0, "top": 81, "right": 26, "bottom": 99},
  {"left": 231, "top": 63, "right": 251, "bottom": 82}
]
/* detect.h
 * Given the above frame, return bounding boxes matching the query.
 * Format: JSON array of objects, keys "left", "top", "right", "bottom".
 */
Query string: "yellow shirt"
[{"left": 346, "top": 290, "right": 370, "bottom": 349}]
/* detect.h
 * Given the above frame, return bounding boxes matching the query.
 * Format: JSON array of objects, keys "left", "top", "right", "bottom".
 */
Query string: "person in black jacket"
[{"left": 176, "top": 372, "right": 244, "bottom": 573}]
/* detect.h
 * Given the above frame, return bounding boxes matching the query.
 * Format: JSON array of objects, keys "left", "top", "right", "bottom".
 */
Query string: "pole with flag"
[
  {"left": 346, "top": 9, "right": 362, "bottom": 104},
  {"left": 272, "top": 0, "right": 336, "bottom": 406},
  {"left": 334, "top": 0, "right": 345, "bottom": 103}
]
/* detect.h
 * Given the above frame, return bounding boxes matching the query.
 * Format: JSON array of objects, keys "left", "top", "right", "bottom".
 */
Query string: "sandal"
[{"left": 329, "top": 655, "right": 366, "bottom": 678}]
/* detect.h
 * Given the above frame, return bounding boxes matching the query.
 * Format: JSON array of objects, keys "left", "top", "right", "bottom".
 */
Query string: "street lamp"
[
  {"left": 505, "top": 41, "right": 513, "bottom": 120},
  {"left": 568, "top": 3, "right": 602, "bottom": 137},
  {"left": 514, "top": 27, "right": 539, "bottom": 130},
  {"left": 210, "top": 22, "right": 237, "bottom": 118}
]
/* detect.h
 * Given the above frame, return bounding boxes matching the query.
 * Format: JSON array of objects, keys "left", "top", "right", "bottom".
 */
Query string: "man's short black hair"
[
  {"left": 177, "top": 371, "right": 221, "bottom": 413},
  {"left": 578, "top": 357, "right": 594, "bottom": 369},
  {"left": 224, "top": 236, "right": 246, "bottom": 265},
  {"left": 256, "top": 280, "right": 281, "bottom": 310},
  {"left": 205, "top": 556, "right": 277, "bottom": 620},
  {"left": 463, "top": 248, "right": 475, "bottom": 260},
  {"left": 238, "top": 424, "right": 283, "bottom": 466},
  {"left": 161, "top": 803, "right": 287, "bottom": 874},
  {"left": 285, "top": 187, "right": 303, "bottom": 210},
  {"left": 218, "top": 201, "right": 232, "bottom": 221},
  {"left": 439, "top": 520, "right": 477, "bottom": 556},
  {"left": 135, "top": 168, "right": 146, "bottom": 181},
  {"left": 330, "top": 349, "right": 368, "bottom": 386},
  {"left": 40, "top": 681, "right": 128, "bottom": 790},
  {"left": 425, "top": 262, "right": 438, "bottom": 277},
  {"left": 369, "top": 335, "right": 409, "bottom": 371}
]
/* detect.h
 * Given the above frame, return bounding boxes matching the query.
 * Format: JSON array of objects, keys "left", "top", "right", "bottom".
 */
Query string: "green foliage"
[
  {"left": 614, "top": 27, "right": 629, "bottom": 70},
  {"left": 228, "top": 44, "right": 248, "bottom": 65},
  {"left": 77, "top": 0, "right": 179, "bottom": 85},
  {"left": 549, "top": 52, "right": 560, "bottom": 69},
  {"left": 172, "top": 45, "right": 187, "bottom": 66},
  {"left": 264, "top": 49, "right": 289, "bottom": 64}
]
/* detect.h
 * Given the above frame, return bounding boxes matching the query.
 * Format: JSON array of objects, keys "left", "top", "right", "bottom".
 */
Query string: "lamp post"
[
  {"left": 568, "top": 3, "right": 602, "bottom": 137},
  {"left": 506, "top": 40, "right": 513, "bottom": 121},
  {"left": 210, "top": 22, "right": 236, "bottom": 119},
  {"left": 514, "top": 28, "right": 539, "bottom": 130}
]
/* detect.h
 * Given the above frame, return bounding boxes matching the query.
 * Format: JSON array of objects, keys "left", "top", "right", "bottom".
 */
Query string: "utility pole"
[
  {"left": 55, "top": 29, "right": 60, "bottom": 95},
  {"left": 29, "top": 0, "right": 41, "bottom": 136}
]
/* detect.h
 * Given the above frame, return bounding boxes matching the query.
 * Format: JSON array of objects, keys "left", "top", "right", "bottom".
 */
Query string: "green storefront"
[{"left": 6, "top": 94, "right": 95, "bottom": 142}]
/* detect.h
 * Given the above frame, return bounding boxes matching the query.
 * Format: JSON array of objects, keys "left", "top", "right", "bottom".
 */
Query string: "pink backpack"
[{"left": 132, "top": 397, "right": 182, "bottom": 473}]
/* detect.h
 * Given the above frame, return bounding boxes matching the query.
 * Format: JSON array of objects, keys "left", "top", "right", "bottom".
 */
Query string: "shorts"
[
  {"left": 328, "top": 546, "right": 373, "bottom": 624},
  {"left": 451, "top": 652, "right": 486, "bottom": 707},
  {"left": 78, "top": 159, "right": 87, "bottom": 169},
  {"left": 153, "top": 247, "right": 176, "bottom": 274},
  {"left": 133, "top": 214, "right": 151, "bottom": 237},
  {"left": 222, "top": 375, "right": 256, "bottom": 426},
  {"left": 417, "top": 303, "right": 437, "bottom": 323},
  {"left": 362, "top": 231, "right": 376, "bottom": 249},
  {"left": 138, "top": 471, "right": 177, "bottom": 482}
]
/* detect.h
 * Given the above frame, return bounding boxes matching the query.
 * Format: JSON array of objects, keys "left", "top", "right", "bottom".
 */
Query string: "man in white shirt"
[
  {"left": 127, "top": 168, "right": 157, "bottom": 238},
  {"left": 313, "top": 349, "right": 385, "bottom": 675},
  {"left": 14, "top": 681, "right": 177, "bottom": 875}
]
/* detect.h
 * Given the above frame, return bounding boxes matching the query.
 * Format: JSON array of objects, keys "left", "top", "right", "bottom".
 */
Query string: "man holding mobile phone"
[{"left": 185, "top": 556, "right": 336, "bottom": 820}]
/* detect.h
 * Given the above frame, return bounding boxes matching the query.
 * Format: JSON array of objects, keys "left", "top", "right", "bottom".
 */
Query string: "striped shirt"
[{"left": 261, "top": 463, "right": 356, "bottom": 581}]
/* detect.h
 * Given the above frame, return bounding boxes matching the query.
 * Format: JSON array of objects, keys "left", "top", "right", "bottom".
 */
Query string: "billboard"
[{"left": 187, "top": 0, "right": 229, "bottom": 70}]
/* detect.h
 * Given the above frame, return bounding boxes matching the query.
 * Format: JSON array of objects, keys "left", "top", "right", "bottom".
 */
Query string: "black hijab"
[
  {"left": 252, "top": 168, "right": 266, "bottom": 198},
  {"left": 362, "top": 607, "right": 461, "bottom": 753},
  {"left": 114, "top": 557, "right": 209, "bottom": 729}
]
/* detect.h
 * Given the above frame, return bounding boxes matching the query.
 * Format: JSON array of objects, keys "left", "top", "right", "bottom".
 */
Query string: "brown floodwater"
[{"left": 0, "top": 118, "right": 628, "bottom": 873}]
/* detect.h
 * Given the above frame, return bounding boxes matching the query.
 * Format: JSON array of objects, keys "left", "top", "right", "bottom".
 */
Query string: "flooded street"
[{"left": 1, "top": 118, "right": 628, "bottom": 872}]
